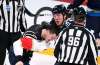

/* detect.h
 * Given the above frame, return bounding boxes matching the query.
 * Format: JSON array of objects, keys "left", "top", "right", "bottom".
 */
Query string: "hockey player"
[
  {"left": 50, "top": 4, "right": 74, "bottom": 35},
  {"left": 13, "top": 22, "right": 57, "bottom": 65}
]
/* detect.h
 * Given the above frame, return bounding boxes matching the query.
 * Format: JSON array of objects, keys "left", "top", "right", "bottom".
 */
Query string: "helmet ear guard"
[{"left": 65, "top": 9, "right": 73, "bottom": 18}]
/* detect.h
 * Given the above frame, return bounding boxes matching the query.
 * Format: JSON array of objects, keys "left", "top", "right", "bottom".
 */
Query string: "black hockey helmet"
[
  {"left": 52, "top": 4, "right": 67, "bottom": 14},
  {"left": 73, "top": 7, "right": 86, "bottom": 16},
  {"left": 52, "top": 4, "right": 72, "bottom": 17}
]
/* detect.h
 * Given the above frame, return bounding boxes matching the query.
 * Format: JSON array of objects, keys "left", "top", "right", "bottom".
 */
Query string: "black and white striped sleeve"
[
  {"left": 87, "top": 33, "right": 98, "bottom": 65},
  {"left": 19, "top": 0, "right": 27, "bottom": 32}
]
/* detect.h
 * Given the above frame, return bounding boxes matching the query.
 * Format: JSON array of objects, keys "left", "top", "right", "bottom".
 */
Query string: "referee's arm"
[
  {"left": 19, "top": 6, "right": 27, "bottom": 32},
  {"left": 87, "top": 33, "right": 98, "bottom": 65}
]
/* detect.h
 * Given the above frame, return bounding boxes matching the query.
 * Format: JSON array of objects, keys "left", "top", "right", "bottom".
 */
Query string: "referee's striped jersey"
[
  {"left": 54, "top": 26, "right": 98, "bottom": 65},
  {"left": 0, "top": 0, "right": 27, "bottom": 32}
]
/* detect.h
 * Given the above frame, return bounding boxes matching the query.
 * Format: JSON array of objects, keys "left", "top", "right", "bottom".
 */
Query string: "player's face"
[
  {"left": 53, "top": 13, "right": 65, "bottom": 27},
  {"left": 43, "top": 30, "right": 57, "bottom": 42}
]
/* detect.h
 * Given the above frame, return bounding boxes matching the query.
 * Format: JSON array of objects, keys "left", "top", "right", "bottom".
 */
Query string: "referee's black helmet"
[
  {"left": 73, "top": 7, "right": 86, "bottom": 16},
  {"left": 73, "top": 7, "right": 86, "bottom": 20}
]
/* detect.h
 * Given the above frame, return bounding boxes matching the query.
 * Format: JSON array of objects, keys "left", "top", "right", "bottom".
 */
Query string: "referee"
[
  {"left": 54, "top": 7, "right": 98, "bottom": 65},
  {"left": 0, "top": 0, "right": 27, "bottom": 65}
]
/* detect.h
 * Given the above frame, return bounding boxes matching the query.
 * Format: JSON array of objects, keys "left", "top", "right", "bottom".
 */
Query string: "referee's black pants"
[{"left": 0, "top": 30, "right": 22, "bottom": 65}]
